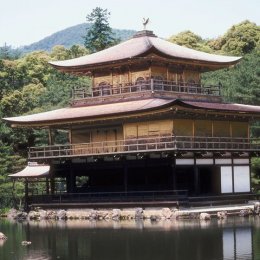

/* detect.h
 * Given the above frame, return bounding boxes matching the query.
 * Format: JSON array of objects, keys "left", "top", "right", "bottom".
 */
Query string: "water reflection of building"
[
  {"left": 5, "top": 29, "right": 260, "bottom": 208},
  {"left": 223, "top": 227, "right": 253, "bottom": 259},
  {"left": 15, "top": 219, "right": 257, "bottom": 260}
]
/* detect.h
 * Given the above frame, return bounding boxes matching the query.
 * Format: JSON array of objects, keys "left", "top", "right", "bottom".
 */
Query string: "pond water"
[{"left": 0, "top": 217, "right": 259, "bottom": 260}]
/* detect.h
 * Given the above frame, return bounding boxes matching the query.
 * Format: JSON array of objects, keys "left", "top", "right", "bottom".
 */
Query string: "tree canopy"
[
  {"left": 169, "top": 30, "right": 202, "bottom": 49},
  {"left": 0, "top": 45, "right": 91, "bottom": 208},
  {"left": 202, "top": 46, "right": 260, "bottom": 104},
  {"left": 168, "top": 20, "right": 260, "bottom": 56},
  {"left": 208, "top": 20, "right": 260, "bottom": 55},
  {"left": 84, "top": 7, "right": 119, "bottom": 53}
]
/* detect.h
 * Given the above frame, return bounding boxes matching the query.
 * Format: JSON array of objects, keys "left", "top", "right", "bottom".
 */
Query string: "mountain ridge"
[{"left": 20, "top": 23, "right": 136, "bottom": 53}]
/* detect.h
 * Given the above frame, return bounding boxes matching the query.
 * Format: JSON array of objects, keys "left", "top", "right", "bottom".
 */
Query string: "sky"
[{"left": 1, "top": 0, "right": 260, "bottom": 47}]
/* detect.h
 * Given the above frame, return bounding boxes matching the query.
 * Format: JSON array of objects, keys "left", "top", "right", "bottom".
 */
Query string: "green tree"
[
  {"left": 51, "top": 45, "right": 89, "bottom": 61},
  {"left": 0, "top": 46, "right": 91, "bottom": 209},
  {"left": 0, "top": 83, "right": 46, "bottom": 116},
  {"left": 0, "top": 43, "right": 12, "bottom": 60},
  {"left": 0, "top": 43, "right": 21, "bottom": 60},
  {"left": 0, "top": 59, "right": 25, "bottom": 98},
  {"left": 68, "top": 44, "right": 89, "bottom": 58},
  {"left": 84, "top": 7, "right": 119, "bottom": 53},
  {"left": 202, "top": 47, "right": 260, "bottom": 105},
  {"left": 42, "top": 73, "right": 91, "bottom": 108},
  {"left": 168, "top": 30, "right": 212, "bottom": 52},
  {"left": 17, "top": 51, "right": 52, "bottom": 86},
  {"left": 50, "top": 45, "right": 70, "bottom": 60},
  {"left": 219, "top": 20, "right": 260, "bottom": 55},
  {"left": 0, "top": 142, "right": 26, "bottom": 208}
]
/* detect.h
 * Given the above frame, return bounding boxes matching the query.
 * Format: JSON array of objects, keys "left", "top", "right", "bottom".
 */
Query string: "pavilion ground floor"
[{"left": 26, "top": 155, "right": 253, "bottom": 209}]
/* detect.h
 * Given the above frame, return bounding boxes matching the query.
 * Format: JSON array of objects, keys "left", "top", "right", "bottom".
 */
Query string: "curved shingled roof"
[
  {"left": 49, "top": 30, "right": 241, "bottom": 70},
  {"left": 3, "top": 99, "right": 172, "bottom": 126},
  {"left": 4, "top": 98, "right": 260, "bottom": 127}
]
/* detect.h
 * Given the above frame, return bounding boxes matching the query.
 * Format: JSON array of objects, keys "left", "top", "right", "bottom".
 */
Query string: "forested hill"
[{"left": 20, "top": 23, "right": 136, "bottom": 53}]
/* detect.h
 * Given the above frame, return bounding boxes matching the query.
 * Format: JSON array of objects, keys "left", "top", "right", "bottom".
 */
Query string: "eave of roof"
[
  {"left": 3, "top": 98, "right": 260, "bottom": 128},
  {"left": 49, "top": 31, "right": 241, "bottom": 72},
  {"left": 184, "top": 100, "right": 260, "bottom": 113},
  {"left": 9, "top": 165, "right": 50, "bottom": 178},
  {"left": 3, "top": 99, "right": 173, "bottom": 127}
]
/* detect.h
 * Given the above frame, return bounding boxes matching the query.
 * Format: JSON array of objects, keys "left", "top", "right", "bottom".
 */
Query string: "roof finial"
[{"left": 142, "top": 18, "right": 149, "bottom": 30}]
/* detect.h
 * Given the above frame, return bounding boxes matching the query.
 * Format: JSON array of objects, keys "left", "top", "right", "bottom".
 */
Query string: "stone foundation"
[{"left": 4, "top": 202, "right": 259, "bottom": 222}]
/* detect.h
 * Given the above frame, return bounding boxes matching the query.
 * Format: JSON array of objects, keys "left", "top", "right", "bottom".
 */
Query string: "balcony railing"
[
  {"left": 72, "top": 79, "right": 221, "bottom": 100},
  {"left": 28, "top": 190, "right": 189, "bottom": 205},
  {"left": 29, "top": 135, "right": 260, "bottom": 160}
]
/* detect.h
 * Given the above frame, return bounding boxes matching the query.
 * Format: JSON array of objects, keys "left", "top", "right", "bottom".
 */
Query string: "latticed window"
[
  {"left": 93, "top": 81, "right": 111, "bottom": 96},
  {"left": 135, "top": 77, "right": 147, "bottom": 91},
  {"left": 135, "top": 77, "right": 145, "bottom": 84}
]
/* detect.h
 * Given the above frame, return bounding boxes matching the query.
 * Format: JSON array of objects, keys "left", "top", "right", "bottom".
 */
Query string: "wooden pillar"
[
  {"left": 194, "top": 166, "right": 200, "bottom": 195},
  {"left": 124, "top": 163, "right": 128, "bottom": 193},
  {"left": 128, "top": 65, "right": 132, "bottom": 83},
  {"left": 48, "top": 128, "right": 53, "bottom": 145},
  {"left": 111, "top": 68, "right": 113, "bottom": 86},
  {"left": 192, "top": 120, "right": 195, "bottom": 138},
  {"left": 66, "top": 176, "right": 70, "bottom": 193},
  {"left": 50, "top": 177, "right": 55, "bottom": 195},
  {"left": 50, "top": 168, "right": 55, "bottom": 195},
  {"left": 92, "top": 74, "right": 94, "bottom": 88},
  {"left": 68, "top": 128, "right": 72, "bottom": 144},
  {"left": 231, "top": 158, "right": 235, "bottom": 193},
  {"left": 172, "top": 161, "right": 176, "bottom": 190},
  {"left": 67, "top": 163, "right": 75, "bottom": 193},
  {"left": 46, "top": 177, "right": 49, "bottom": 195}
]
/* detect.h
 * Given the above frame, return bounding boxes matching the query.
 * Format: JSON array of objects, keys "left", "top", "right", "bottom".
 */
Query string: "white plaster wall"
[
  {"left": 196, "top": 159, "right": 214, "bottom": 165},
  {"left": 215, "top": 159, "right": 232, "bottom": 165},
  {"left": 221, "top": 166, "right": 233, "bottom": 193},
  {"left": 234, "top": 166, "right": 250, "bottom": 192},
  {"left": 175, "top": 159, "right": 194, "bottom": 165},
  {"left": 233, "top": 158, "right": 249, "bottom": 164}
]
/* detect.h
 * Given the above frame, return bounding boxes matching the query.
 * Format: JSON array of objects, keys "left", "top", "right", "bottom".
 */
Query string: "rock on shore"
[
  {"left": 199, "top": 213, "right": 211, "bottom": 221},
  {"left": 0, "top": 232, "right": 7, "bottom": 240},
  {"left": 217, "top": 211, "right": 227, "bottom": 219}
]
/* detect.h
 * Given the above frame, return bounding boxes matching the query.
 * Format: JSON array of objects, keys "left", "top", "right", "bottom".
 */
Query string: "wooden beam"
[{"left": 48, "top": 128, "right": 53, "bottom": 145}]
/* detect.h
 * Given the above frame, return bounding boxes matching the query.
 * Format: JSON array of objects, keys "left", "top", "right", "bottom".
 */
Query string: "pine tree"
[{"left": 84, "top": 7, "right": 119, "bottom": 53}]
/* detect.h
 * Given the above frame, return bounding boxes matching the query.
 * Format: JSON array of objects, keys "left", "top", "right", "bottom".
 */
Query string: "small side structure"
[
  {"left": 9, "top": 163, "right": 50, "bottom": 210},
  {"left": 4, "top": 30, "right": 260, "bottom": 209}
]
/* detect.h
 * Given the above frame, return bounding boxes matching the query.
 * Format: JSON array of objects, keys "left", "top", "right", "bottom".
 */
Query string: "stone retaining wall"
[{"left": 4, "top": 202, "right": 260, "bottom": 222}]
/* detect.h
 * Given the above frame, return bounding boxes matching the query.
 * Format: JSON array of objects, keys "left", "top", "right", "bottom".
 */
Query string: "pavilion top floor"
[{"left": 49, "top": 30, "right": 241, "bottom": 107}]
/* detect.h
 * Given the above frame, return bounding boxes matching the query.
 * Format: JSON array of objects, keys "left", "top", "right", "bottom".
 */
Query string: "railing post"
[
  {"left": 218, "top": 82, "right": 222, "bottom": 96},
  {"left": 151, "top": 78, "right": 154, "bottom": 92}
]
